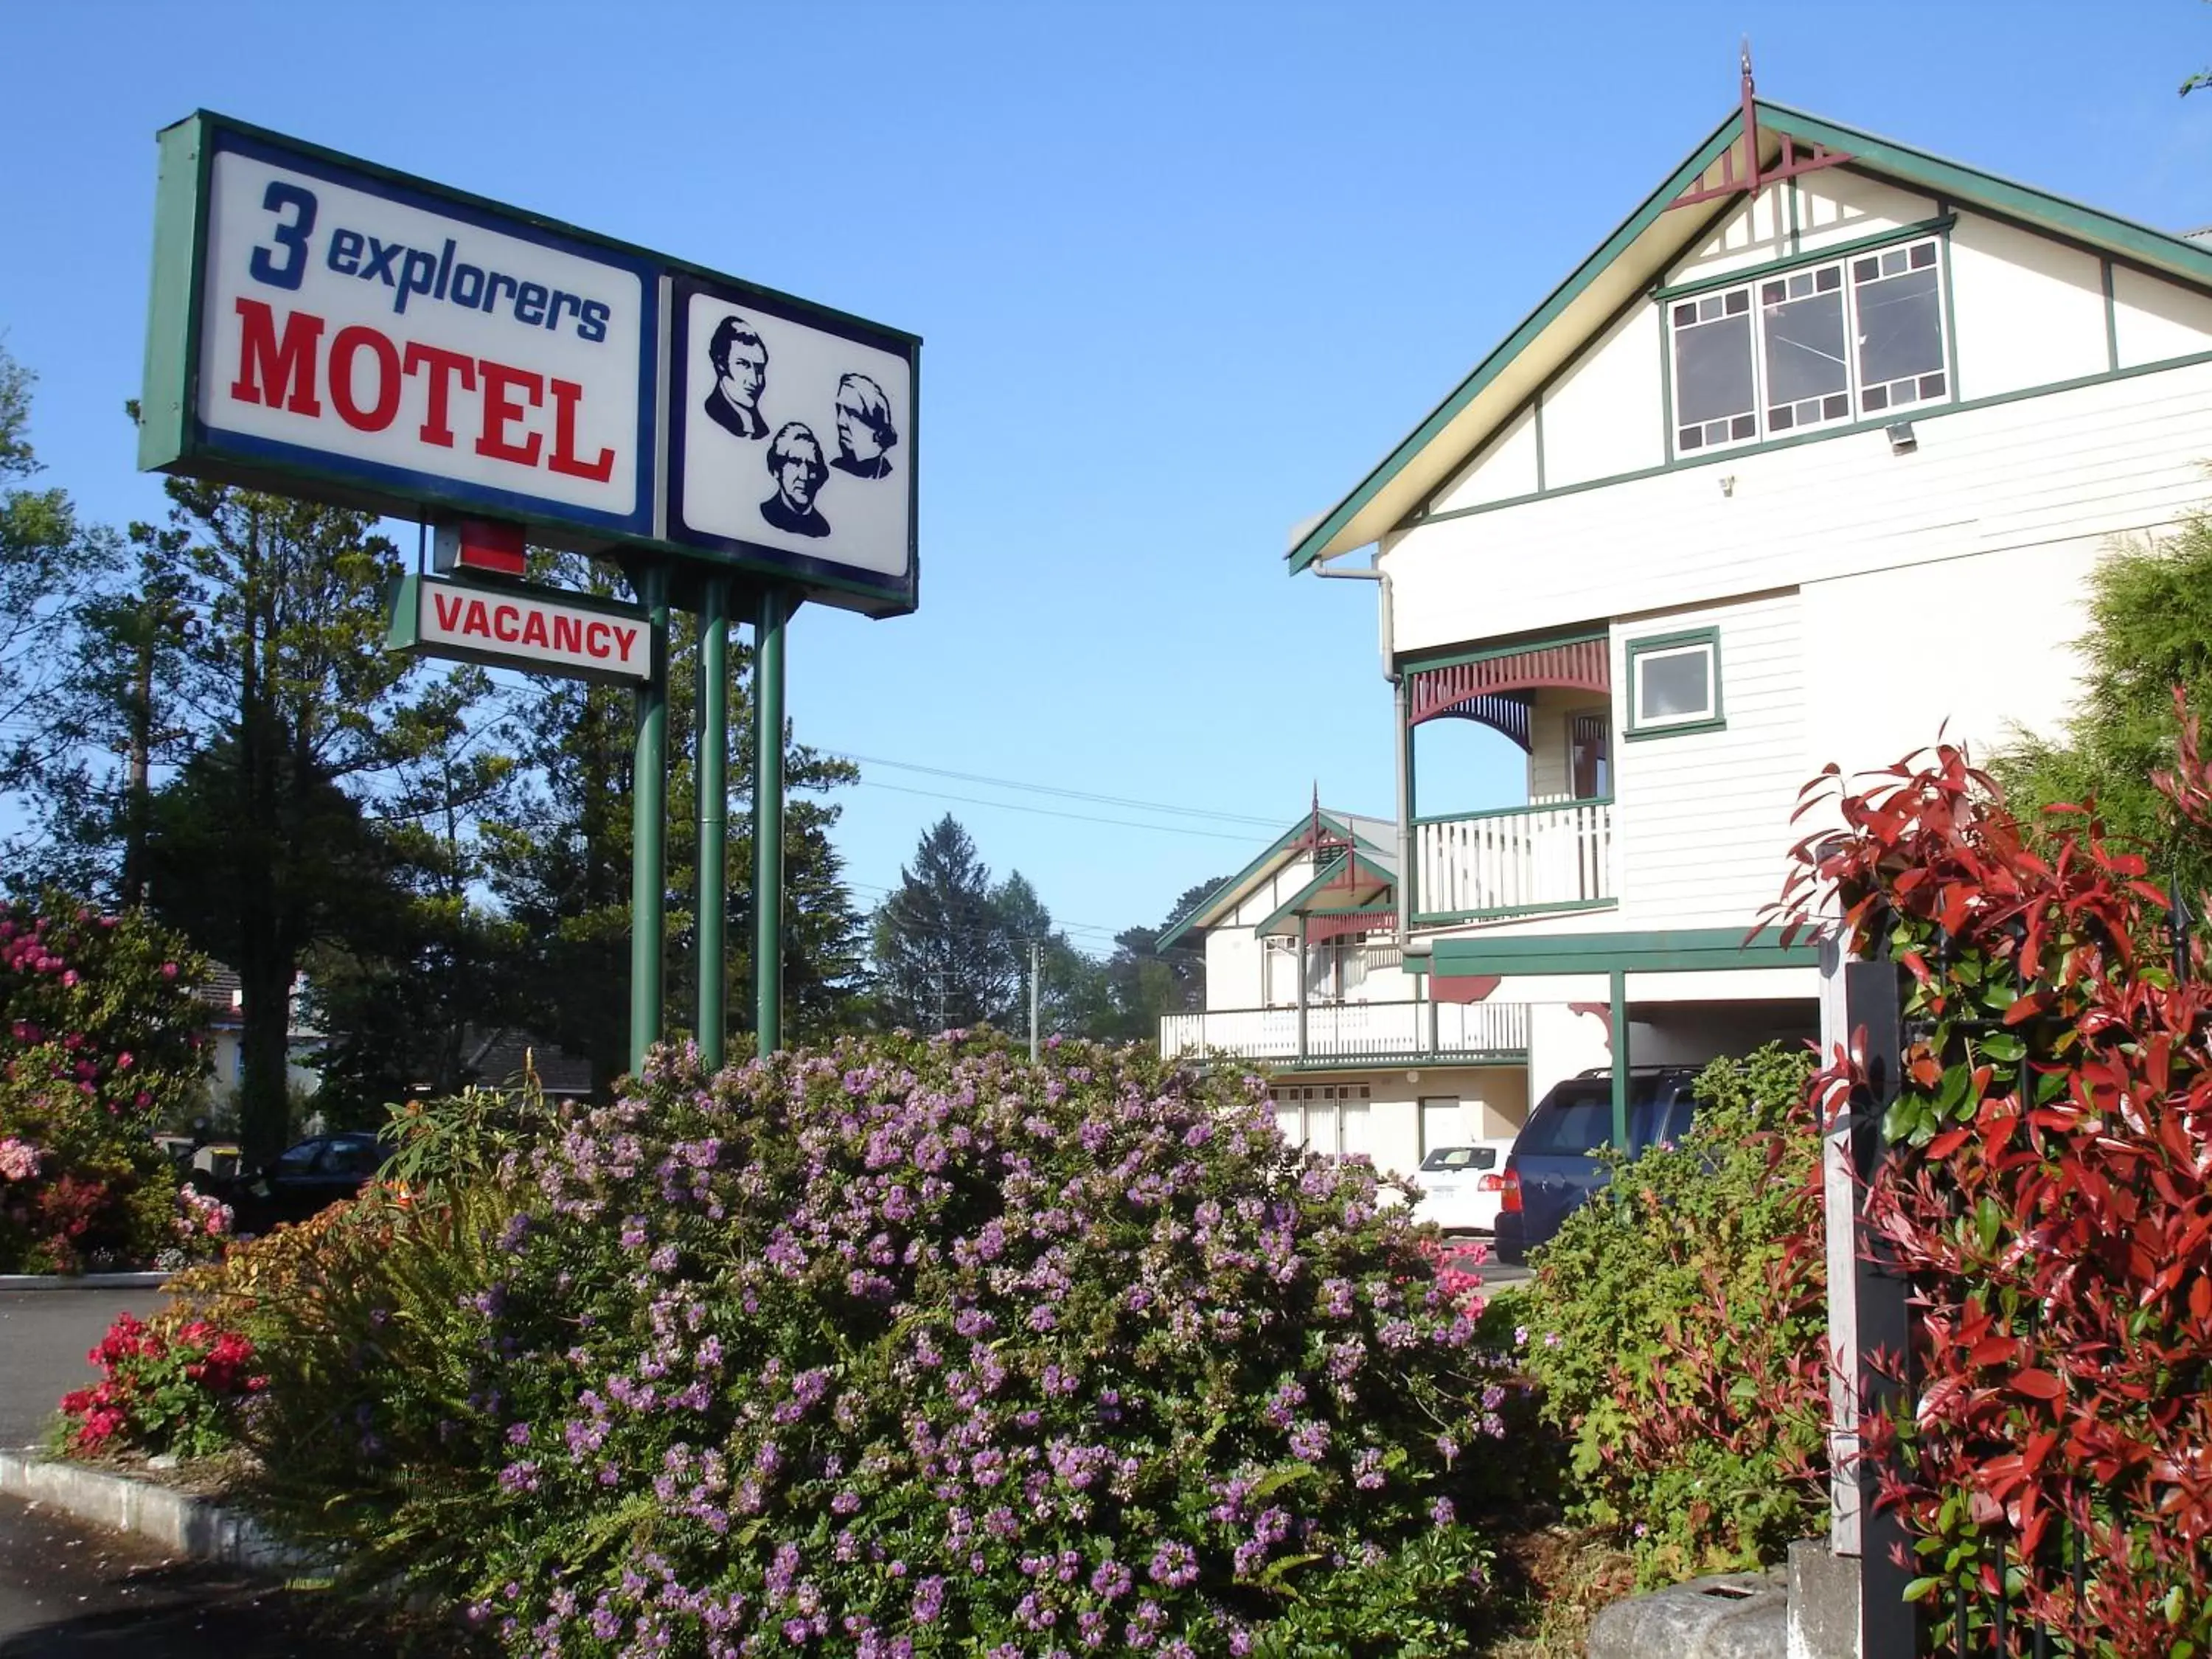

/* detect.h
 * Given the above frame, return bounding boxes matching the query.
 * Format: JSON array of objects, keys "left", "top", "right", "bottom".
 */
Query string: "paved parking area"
[
  {"left": 0, "top": 1492, "right": 409, "bottom": 1656},
  {"left": 0, "top": 1290, "right": 163, "bottom": 1451}
]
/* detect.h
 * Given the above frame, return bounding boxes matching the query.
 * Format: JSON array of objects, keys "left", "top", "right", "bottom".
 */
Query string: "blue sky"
[{"left": 5, "top": 1, "right": 2211, "bottom": 956}]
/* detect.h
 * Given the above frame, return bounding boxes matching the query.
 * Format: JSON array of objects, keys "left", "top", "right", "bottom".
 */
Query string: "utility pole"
[{"left": 1029, "top": 938, "right": 1042, "bottom": 1062}]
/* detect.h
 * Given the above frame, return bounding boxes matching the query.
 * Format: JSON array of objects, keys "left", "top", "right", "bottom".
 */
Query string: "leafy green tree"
[
  {"left": 1088, "top": 876, "right": 1221, "bottom": 1042},
  {"left": 305, "top": 664, "right": 532, "bottom": 1119},
  {"left": 15, "top": 540, "right": 196, "bottom": 903},
  {"left": 1994, "top": 512, "right": 2212, "bottom": 903},
  {"left": 870, "top": 815, "right": 1017, "bottom": 1029},
  {"left": 0, "top": 348, "right": 122, "bottom": 817},
  {"left": 133, "top": 481, "right": 422, "bottom": 1164},
  {"left": 987, "top": 869, "right": 1114, "bottom": 1041}
]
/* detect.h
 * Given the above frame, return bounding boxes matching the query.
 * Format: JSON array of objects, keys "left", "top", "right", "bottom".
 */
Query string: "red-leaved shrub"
[{"left": 1783, "top": 699, "right": 2212, "bottom": 1653}]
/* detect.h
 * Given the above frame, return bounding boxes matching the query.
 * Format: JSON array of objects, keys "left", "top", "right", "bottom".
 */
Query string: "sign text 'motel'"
[{"left": 141, "top": 113, "right": 919, "bottom": 619}]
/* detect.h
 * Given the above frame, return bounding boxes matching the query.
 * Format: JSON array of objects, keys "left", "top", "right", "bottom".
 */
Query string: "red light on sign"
[{"left": 433, "top": 518, "right": 526, "bottom": 577}]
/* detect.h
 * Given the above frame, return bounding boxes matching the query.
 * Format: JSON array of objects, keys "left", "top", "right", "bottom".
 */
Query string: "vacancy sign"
[
  {"left": 386, "top": 574, "right": 654, "bottom": 684},
  {"left": 142, "top": 115, "right": 657, "bottom": 543}
]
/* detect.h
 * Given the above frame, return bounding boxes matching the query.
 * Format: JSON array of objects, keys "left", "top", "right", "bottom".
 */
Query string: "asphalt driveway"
[{"left": 0, "top": 1290, "right": 164, "bottom": 1450}]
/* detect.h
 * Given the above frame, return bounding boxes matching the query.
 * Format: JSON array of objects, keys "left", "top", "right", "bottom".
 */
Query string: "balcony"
[
  {"left": 1160, "top": 998, "right": 1530, "bottom": 1067},
  {"left": 1412, "top": 796, "right": 1613, "bottom": 925}
]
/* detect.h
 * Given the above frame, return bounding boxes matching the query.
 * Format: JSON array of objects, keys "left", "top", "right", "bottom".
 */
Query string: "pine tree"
[
  {"left": 0, "top": 348, "right": 123, "bottom": 835},
  {"left": 872, "top": 816, "right": 1018, "bottom": 1030},
  {"left": 133, "top": 480, "right": 423, "bottom": 1164}
]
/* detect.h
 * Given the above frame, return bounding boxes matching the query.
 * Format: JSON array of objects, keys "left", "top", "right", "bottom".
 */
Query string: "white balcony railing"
[
  {"left": 1413, "top": 796, "right": 1613, "bottom": 923},
  {"left": 1159, "top": 999, "right": 1530, "bottom": 1065}
]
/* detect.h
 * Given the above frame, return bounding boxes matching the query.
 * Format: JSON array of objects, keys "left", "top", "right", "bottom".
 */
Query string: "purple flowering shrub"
[{"left": 248, "top": 1031, "right": 1532, "bottom": 1655}]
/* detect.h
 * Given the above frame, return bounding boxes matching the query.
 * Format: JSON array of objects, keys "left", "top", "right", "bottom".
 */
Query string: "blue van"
[{"left": 1492, "top": 1066, "right": 1704, "bottom": 1265}]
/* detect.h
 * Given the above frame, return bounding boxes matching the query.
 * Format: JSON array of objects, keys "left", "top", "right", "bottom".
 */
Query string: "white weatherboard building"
[
  {"left": 1171, "top": 81, "right": 2212, "bottom": 1153},
  {"left": 1157, "top": 807, "right": 1531, "bottom": 1180}
]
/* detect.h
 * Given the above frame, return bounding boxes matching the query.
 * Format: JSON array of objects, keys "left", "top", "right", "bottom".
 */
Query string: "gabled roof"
[
  {"left": 1250, "top": 849, "right": 1397, "bottom": 938},
  {"left": 1156, "top": 810, "right": 1395, "bottom": 950},
  {"left": 1287, "top": 99, "right": 2212, "bottom": 574}
]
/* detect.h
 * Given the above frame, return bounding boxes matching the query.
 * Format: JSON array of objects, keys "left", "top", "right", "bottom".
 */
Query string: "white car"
[{"left": 1411, "top": 1141, "right": 1517, "bottom": 1235}]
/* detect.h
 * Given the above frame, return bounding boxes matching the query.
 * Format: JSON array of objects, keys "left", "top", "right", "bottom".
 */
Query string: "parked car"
[
  {"left": 232, "top": 1130, "right": 386, "bottom": 1231},
  {"left": 1409, "top": 1141, "right": 1517, "bottom": 1235},
  {"left": 1492, "top": 1066, "right": 1705, "bottom": 1264}
]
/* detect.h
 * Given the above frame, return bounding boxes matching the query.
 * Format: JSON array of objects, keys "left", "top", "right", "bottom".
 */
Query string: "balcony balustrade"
[
  {"left": 1159, "top": 998, "right": 1529, "bottom": 1066},
  {"left": 1413, "top": 796, "right": 1613, "bottom": 924}
]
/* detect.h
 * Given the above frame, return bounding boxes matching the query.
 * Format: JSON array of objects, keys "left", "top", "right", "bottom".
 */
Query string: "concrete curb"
[
  {"left": 0, "top": 1448, "right": 320, "bottom": 1573},
  {"left": 0, "top": 1272, "right": 173, "bottom": 1290}
]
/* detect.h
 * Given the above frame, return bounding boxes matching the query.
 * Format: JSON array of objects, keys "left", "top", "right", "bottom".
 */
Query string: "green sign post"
[
  {"left": 753, "top": 589, "right": 789, "bottom": 1054},
  {"left": 630, "top": 566, "right": 670, "bottom": 1074},
  {"left": 693, "top": 576, "right": 730, "bottom": 1068}
]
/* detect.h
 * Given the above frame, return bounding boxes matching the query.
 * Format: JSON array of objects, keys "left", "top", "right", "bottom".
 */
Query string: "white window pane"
[
  {"left": 1854, "top": 262, "right": 1944, "bottom": 393},
  {"left": 1761, "top": 273, "right": 1849, "bottom": 431},
  {"left": 1340, "top": 1102, "right": 1370, "bottom": 1158},
  {"left": 1275, "top": 1105, "right": 1303, "bottom": 1144},
  {"left": 1672, "top": 291, "right": 1756, "bottom": 450},
  {"left": 1637, "top": 646, "right": 1714, "bottom": 723}
]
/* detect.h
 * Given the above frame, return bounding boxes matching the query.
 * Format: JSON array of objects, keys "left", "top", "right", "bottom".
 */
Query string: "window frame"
[
  {"left": 1663, "top": 232, "right": 1953, "bottom": 460},
  {"left": 1624, "top": 627, "right": 1725, "bottom": 740}
]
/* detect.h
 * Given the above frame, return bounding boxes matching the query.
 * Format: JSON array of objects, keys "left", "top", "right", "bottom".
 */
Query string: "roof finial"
[{"left": 1741, "top": 35, "right": 1754, "bottom": 97}]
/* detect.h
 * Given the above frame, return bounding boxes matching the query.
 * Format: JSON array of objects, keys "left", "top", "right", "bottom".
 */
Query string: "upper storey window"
[{"left": 1669, "top": 235, "right": 1949, "bottom": 454}]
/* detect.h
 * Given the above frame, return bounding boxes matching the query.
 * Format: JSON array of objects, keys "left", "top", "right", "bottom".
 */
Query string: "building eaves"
[{"left": 1285, "top": 98, "right": 2212, "bottom": 576}]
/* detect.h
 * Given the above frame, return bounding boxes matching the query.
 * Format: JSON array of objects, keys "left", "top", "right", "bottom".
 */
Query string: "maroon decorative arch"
[{"left": 1406, "top": 638, "right": 1610, "bottom": 743}]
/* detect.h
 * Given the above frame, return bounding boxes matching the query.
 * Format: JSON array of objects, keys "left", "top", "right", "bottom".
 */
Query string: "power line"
[
  {"left": 849, "top": 779, "right": 1262, "bottom": 844},
  {"left": 821, "top": 749, "right": 1284, "bottom": 829}
]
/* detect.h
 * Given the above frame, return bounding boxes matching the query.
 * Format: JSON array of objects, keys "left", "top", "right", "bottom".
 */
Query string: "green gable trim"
[
  {"left": 1761, "top": 102, "right": 2212, "bottom": 291},
  {"left": 1415, "top": 925, "right": 1820, "bottom": 978},
  {"left": 1251, "top": 852, "right": 1397, "bottom": 936},
  {"left": 1292, "top": 98, "right": 2212, "bottom": 576},
  {"left": 1649, "top": 214, "right": 1956, "bottom": 304},
  {"left": 2101, "top": 258, "right": 2120, "bottom": 373},
  {"left": 1155, "top": 811, "right": 1391, "bottom": 950},
  {"left": 1284, "top": 107, "right": 1747, "bottom": 574}
]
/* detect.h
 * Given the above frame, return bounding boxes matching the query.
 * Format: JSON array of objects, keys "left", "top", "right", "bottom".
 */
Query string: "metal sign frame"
[
  {"left": 141, "top": 110, "right": 921, "bottom": 619},
  {"left": 384, "top": 571, "right": 658, "bottom": 685}
]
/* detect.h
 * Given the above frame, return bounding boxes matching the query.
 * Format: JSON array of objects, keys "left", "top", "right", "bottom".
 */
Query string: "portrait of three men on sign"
[{"left": 700, "top": 313, "right": 897, "bottom": 540}]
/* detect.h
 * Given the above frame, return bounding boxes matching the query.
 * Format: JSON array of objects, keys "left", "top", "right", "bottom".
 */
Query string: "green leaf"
[{"left": 1251, "top": 1461, "right": 1317, "bottom": 1501}]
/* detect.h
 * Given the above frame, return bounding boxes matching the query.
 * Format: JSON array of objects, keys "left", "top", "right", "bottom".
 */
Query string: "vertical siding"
[
  {"left": 1613, "top": 591, "right": 1804, "bottom": 931},
  {"left": 1433, "top": 403, "right": 1539, "bottom": 513},
  {"left": 1665, "top": 173, "right": 1938, "bottom": 288},
  {"left": 1790, "top": 172, "right": 1939, "bottom": 256},
  {"left": 1667, "top": 182, "right": 1792, "bottom": 283},
  {"left": 1950, "top": 215, "right": 2107, "bottom": 397},
  {"left": 1541, "top": 304, "right": 1665, "bottom": 487},
  {"left": 2112, "top": 265, "right": 2212, "bottom": 369}
]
